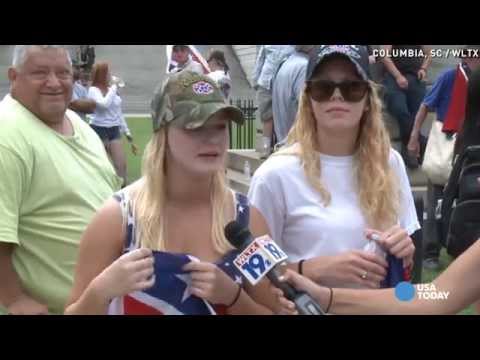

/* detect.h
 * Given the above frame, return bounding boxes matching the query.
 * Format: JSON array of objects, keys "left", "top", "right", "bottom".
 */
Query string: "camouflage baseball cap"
[{"left": 151, "top": 71, "right": 245, "bottom": 131}]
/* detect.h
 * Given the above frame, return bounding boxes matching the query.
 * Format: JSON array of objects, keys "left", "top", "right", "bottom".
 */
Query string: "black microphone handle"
[
  {"left": 266, "top": 266, "right": 325, "bottom": 315},
  {"left": 293, "top": 292, "right": 326, "bottom": 315},
  {"left": 266, "top": 266, "right": 298, "bottom": 300}
]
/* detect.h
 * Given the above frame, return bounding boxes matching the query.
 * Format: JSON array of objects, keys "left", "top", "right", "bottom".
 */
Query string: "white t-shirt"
[
  {"left": 88, "top": 85, "right": 130, "bottom": 134},
  {"left": 248, "top": 145, "right": 420, "bottom": 264}
]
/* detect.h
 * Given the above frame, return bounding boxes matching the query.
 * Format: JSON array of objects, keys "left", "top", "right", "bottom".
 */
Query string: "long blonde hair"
[
  {"left": 132, "top": 127, "right": 234, "bottom": 253},
  {"left": 279, "top": 82, "right": 400, "bottom": 230}
]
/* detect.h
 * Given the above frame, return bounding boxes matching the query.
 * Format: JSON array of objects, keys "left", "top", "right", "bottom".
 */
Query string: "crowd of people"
[{"left": 0, "top": 44, "right": 479, "bottom": 315}]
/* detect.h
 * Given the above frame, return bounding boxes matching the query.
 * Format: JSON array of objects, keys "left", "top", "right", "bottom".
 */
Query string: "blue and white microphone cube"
[{"left": 234, "top": 236, "right": 288, "bottom": 286}]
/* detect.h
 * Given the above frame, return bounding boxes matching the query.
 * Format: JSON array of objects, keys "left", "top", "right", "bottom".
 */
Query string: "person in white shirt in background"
[
  {"left": 69, "top": 66, "right": 96, "bottom": 122},
  {"left": 88, "top": 62, "right": 138, "bottom": 187},
  {"left": 248, "top": 46, "right": 418, "bottom": 295},
  {"left": 168, "top": 45, "right": 204, "bottom": 75},
  {"left": 207, "top": 50, "right": 232, "bottom": 101}
]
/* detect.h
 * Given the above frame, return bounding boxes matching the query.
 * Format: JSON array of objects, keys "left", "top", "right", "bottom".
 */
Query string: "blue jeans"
[{"left": 383, "top": 73, "right": 427, "bottom": 146}]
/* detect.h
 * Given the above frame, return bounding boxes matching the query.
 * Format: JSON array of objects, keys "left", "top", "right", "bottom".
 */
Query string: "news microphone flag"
[
  {"left": 443, "top": 63, "right": 469, "bottom": 133},
  {"left": 227, "top": 226, "right": 326, "bottom": 315},
  {"left": 233, "top": 235, "right": 288, "bottom": 286},
  {"left": 108, "top": 251, "right": 243, "bottom": 315}
]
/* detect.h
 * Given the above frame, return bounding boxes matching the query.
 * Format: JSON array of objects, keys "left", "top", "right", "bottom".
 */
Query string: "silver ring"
[{"left": 361, "top": 271, "right": 368, "bottom": 280}]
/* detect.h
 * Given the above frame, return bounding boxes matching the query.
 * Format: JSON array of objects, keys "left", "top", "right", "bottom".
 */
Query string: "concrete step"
[
  {"left": 407, "top": 169, "right": 429, "bottom": 188},
  {"left": 383, "top": 112, "right": 401, "bottom": 141},
  {"left": 391, "top": 140, "right": 429, "bottom": 187},
  {"left": 383, "top": 111, "right": 435, "bottom": 141},
  {"left": 226, "top": 168, "right": 250, "bottom": 195},
  {"left": 227, "top": 149, "right": 263, "bottom": 175},
  {"left": 255, "top": 133, "right": 264, "bottom": 153}
]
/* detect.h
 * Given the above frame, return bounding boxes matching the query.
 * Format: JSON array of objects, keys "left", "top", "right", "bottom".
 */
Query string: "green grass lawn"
[
  {"left": 122, "top": 117, "right": 153, "bottom": 184},
  {"left": 123, "top": 117, "right": 476, "bottom": 315}
]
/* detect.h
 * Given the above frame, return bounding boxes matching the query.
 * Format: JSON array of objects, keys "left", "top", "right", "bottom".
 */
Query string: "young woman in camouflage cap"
[{"left": 65, "top": 71, "right": 275, "bottom": 315}]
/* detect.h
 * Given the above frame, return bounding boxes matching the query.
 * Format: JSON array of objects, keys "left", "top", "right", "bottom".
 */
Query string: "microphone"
[{"left": 224, "top": 221, "right": 325, "bottom": 315}]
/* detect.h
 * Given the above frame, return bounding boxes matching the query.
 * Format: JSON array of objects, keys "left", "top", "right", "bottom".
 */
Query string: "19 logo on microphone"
[{"left": 233, "top": 236, "right": 288, "bottom": 285}]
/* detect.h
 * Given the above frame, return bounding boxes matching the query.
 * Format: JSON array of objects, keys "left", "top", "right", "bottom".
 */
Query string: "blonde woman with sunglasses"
[{"left": 248, "top": 46, "right": 419, "bottom": 295}]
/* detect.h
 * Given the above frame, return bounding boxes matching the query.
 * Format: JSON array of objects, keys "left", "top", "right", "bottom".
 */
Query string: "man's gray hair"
[{"left": 12, "top": 45, "right": 72, "bottom": 68}]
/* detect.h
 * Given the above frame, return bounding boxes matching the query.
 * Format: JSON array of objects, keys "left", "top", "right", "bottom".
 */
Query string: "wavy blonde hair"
[
  {"left": 278, "top": 82, "right": 400, "bottom": 230},
  {"left": 132, "top": 127, "right": 234, "bottom": 253}
]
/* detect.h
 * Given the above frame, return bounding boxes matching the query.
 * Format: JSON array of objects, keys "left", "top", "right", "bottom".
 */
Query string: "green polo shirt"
[{"left": 0, "top": 95, "right": 122, "bottom": 314}]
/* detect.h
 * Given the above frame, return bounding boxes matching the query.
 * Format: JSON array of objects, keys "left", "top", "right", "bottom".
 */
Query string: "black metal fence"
[{"left": 228, "top": 99, "right": 257, "bottom": 150}]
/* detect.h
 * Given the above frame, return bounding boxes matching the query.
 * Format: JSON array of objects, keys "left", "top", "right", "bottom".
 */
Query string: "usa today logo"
[{"left": 395, "top": 282, "right": 450, "bottom": 302}]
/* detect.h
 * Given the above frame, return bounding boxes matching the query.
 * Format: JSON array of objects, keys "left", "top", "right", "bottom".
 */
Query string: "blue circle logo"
[{"left": 395, "top": 282, "right": 416, "bottom": 302}]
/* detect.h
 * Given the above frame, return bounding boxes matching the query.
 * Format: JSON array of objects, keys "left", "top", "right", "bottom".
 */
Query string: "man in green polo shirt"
[{"left": 0, "top": 45, "right": 122, "bottom": 315}]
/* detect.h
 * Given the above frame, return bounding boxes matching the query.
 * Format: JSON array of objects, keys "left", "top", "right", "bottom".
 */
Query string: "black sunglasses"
[{"left": 307, "top": 80, "right": 370, "bottom": 103}]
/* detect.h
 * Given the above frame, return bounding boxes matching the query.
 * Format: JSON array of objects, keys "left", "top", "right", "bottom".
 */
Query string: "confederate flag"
[{"left": 108, "top": 251, "right": 243, "bottom": 316}]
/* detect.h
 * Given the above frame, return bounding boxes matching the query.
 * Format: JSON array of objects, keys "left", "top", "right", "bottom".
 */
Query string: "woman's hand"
[
  {"left": 183, "top": 261, "right": 239, "bottom": 306},
  {"left": 130, "top": 143, "right": 139, "bottom": 156},
  {"left": 407, "top": 134, "right": 421, "bottom": 159},
  {"left": 303, "top": 250, "right": 388, "bottom": 289},
  {"left": 366, "top": 225, "right": 415, "bottom": 269},
  {"left": 271, "top": 269, "right": 331, "bottom": 315},
  {"left": 92, "top": 248, "right": 155, "bottom": 302}
]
